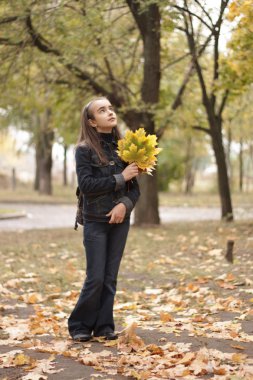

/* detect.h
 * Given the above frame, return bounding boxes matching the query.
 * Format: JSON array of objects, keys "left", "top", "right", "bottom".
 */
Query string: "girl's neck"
[
  {"left": 97, "top": 130, "right": 114, "bottom": 142},
  {"left": 96, "top": 127, "right": 113, "bottom": 134}
]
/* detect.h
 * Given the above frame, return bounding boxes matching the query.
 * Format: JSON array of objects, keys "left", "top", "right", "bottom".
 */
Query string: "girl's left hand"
[{"left": 106, "top": 203, "right": 126, "bottom": 224}]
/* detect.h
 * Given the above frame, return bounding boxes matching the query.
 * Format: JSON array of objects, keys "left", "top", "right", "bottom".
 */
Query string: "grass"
[
  {"left": 159, "top": 191, "right": 253, "bottom": 208},
  {"left": 0, "top": 208, "right": 19, "bottom": 215},
  {"left": 0, "top": 181, "right": 253, "bottom": 208},
  {"left": 0, "top": 183, "right": 75, "bottom": 204}
]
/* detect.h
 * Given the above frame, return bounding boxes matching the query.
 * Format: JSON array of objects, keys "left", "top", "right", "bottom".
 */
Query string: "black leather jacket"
[{"left": 75, "top": 134, "right": 140, "bottom": 222}]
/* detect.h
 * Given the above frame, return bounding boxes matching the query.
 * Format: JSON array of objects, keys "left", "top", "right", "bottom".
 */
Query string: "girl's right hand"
[{"left": 122, "top": 163, "right": 139, "bottom": 181}]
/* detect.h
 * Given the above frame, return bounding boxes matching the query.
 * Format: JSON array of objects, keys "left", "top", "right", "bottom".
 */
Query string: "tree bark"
[
  {"left": 184, "top": 136, "right": 195, "bottom": 194},
  {"left": 35, "top": 109, "right": 54, "bottom": 195},
  {"left": 34, "top": 142, "right": 40, "bottom": 191},
  {"left": 135, "top": 169, "right": 160, "bottom": 224},
  {"left": 126, "top": 0, "right": 161, "bottom": 225},
  {"left": 63, "top": 144, "right": 68, "bottom": 187},
  {"left": 211, "top": 124, "right": 233, "bottom": 220},
  {"left": 32, "top": 112, "right": 40, "bottom": 191},
  {"left": 227, "top": 125, "right": 232, "bottom": 180},
  {"left": 239, "top": 137, "right": 243, "bottom": 192}
]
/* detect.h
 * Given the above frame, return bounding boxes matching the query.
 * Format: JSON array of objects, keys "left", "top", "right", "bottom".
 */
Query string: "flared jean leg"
[
  {"left": 67, "top": 219, "right": 130, "bottom": 338},
  {"left": 93, "top": 219, "right": 130, "bottom": 335},
  {"left": 68, "top": 222, "right": 109, "bottom": 337}
]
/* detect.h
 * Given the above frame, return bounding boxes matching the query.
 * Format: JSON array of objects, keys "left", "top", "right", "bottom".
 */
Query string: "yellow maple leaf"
[
  {"left": 117, "top": 128, "right": 162, "bottom": 175},
  {"left": 12, "top": 353, "right": 34, "bottom": 366}
]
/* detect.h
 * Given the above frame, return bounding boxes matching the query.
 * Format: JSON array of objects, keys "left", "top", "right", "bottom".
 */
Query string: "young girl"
[{"left": 68, "top": 97, "right": 140, "bottom": 342}]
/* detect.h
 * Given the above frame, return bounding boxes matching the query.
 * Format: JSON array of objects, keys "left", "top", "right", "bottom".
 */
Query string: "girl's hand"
[
  {"left": 122, "top": 163, "right": 139, "bottom": 181},
  {"left": 106, "top": 203, "right": 126, "bottom": 224}
]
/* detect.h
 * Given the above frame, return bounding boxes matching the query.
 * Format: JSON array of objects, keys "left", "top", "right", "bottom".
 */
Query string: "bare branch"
[
  {"left": 161, "top": 51, "right": 191, "bottom": 71},
  {"left": 104, "top": 5, "right": 128, "bottom": 11},
  {"left": 0, "top": 15, "right": 20, "bottom": 25},
  {"left": 172, "top": 60, "right": 194, "bottom": 110},
  {"left": 126, "top": 0, "right": 147, "bottom": 40},
  {"left": 182, "top": 2, "right": 211, "bottom": 111},
  {"left": 218, "top": 89, "right": 229, "bottom": 117},
  {"left": 172, "top": 24, "right": 213, "bottom": 110},
  {"left": 173, "top": 0, "right": 230, "bottom": 113},
  {"left": 24, "top": 11, "right": 123, "bottom": 107},
  {"left": 0, "top": 38, "right": 25, "bottom": 46},
  {"left": 125, "top": 34, "right": 141, "bottom": 80},
  {"left": 172, "top": 4, "right": 213, "bottom": 32},
  {"left": 110, "top": 10, "right": 130, "bottom": 25},
  {"left": 103, "top": 56, "right": 135, "bottom": 99},
  {"left": 174, "top": 26, "right": 187, "bottom": 33},
  {"left": 25, "top": 13, "right": 61, "bottom": 55},
  {"left": 63, "top": 4, "right": 86, "bottom": 16},
  {"left": 193, "top": 0, "right": 214, "bottom": 27},
  {"left": 210, "top": 0, "right": 230, "bottom": 106},
  {"left": 192, "top": 125, "right": 212, "bottom": 135}
]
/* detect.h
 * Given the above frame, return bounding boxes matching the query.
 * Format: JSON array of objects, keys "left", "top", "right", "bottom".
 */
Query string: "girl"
[{"left": 68, "top": 97, "right": 140, "bottom": 341}]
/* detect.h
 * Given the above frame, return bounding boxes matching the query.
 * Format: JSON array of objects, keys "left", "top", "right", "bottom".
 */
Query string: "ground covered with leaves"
[{"left": 0, "top": 220, "right": 253, "bottom": 379}]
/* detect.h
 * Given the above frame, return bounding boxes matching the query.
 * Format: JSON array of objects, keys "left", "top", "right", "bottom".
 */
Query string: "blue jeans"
[{"left": 68, "top": 218, "right": 130, "bottom": 337}]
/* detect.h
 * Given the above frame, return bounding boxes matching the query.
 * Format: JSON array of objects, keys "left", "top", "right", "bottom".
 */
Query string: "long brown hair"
[{"left": 75, "top": 97, "right": 122, "bottom": 164}]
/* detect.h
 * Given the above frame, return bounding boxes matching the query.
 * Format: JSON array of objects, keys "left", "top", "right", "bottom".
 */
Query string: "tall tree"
[
  {"left": 223, "top": 88, "right": 253, "bottom": 192},
  {"left": 0, "top": 0, "right": 239, "bottom": 221},
  {"left": 174, "top": 0, "right": 233, "bottom": 221},
  {"left": 0, "top": 0, "right": 162, "bottom": 224},
  {"left": 124, "top": 0, "right": 161, "bottom": 224}
]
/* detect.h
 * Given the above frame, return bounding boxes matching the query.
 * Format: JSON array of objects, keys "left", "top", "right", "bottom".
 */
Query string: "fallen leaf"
[
  {"left": 231, "top": 353, "right": 248, "bottom": 363},
  {"left": 160, "top": 312, "right": 174, "bottom": 322},
  {"left": 118, "top": 322, "right": 145, "bottom": 352},
  {"left": 230, "top": 344, "right": 245, "bottom": 350}
]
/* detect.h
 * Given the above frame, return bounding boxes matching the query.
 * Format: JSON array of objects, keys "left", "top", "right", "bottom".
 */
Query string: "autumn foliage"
[{"left": 117, "top": 128, "right": 162, "bottom": 175}]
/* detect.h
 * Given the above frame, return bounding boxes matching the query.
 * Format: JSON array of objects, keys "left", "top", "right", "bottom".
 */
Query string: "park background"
[{"left": 0, "top": 1, "right": 253, "bottom": 379}]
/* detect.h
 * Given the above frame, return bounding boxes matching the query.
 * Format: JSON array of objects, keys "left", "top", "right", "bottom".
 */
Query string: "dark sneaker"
[
  {"left": 94, "top": 331, "right": 118, "bottom": 340},
  {"left": 72, "top": 332, "right": 92, "bottom": 342},
  {"left": 104, "top": 331, "right": 118, "bottom": 340}
]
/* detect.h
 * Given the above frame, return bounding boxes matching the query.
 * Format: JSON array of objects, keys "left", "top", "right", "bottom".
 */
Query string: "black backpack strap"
[
  {"left": 74, "top": 217, "right": 78, "bottom": 230},
  {"left": 74, "top": 186, "right": 84, "bottom": 230}
]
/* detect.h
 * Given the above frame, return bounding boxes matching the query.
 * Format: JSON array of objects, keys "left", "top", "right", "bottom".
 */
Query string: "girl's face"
[{"left": 88, "top": 99, "right": 117, "bottom": 133}]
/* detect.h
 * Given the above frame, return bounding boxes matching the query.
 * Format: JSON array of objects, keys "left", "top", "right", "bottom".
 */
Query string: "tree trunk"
[
  {"left": 226, "top": 125, "right": 232, "bottom": 180},
  {"left": 184, "top": 136, "right": 195, "bottom": 194},
  {"left": 11, "top": 168, "right": 16, "bottom": 191},
  {"left": 34, "top": 144, "right": 40, "bottom": 191},
  {"left": 179, "top": 0, "right": 233, "bottom": 221},
  {"left": 63, "top": 144, "right": 68, "bottom": 187},
  {"left": 32, "top": 112, "right": 40, "bottom": 191},
  {"left": 239, "top": 137, "right": 243, "bottom": 192},
  {"left": 185, "top": 167, "right": 195, "bottom": 194},
  {"left": 134, "top": 170, "right": 160, "bottom": 225},
  {"left": 126, "top": 1, "right": 161, "bottom": 225},
  {"left": 249, "top": 144, "right": 253, "bottom": 192},
  {"left": 211, "top": 126, "right": 233, "bottom": 221},
  {"left": 36, "top": 109, "right": 54, "bottom": 195}
]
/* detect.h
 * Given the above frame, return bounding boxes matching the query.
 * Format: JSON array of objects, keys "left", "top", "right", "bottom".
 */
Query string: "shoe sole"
[
  {"left": 73, "top": 336, "right": 91, "bottom": 342},
  {"left": 105, "top": 336, "right": 118, "bottom": 340}
]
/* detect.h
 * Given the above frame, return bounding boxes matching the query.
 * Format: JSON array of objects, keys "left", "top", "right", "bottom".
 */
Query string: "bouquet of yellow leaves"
[{"left": 117, "top": 128, "right": 162, "bottom": 175}]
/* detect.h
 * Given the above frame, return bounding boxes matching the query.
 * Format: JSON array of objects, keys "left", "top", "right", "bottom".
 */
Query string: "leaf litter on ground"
[{"left": 0, "top": 221, "right": 253, "bottom": 379}]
